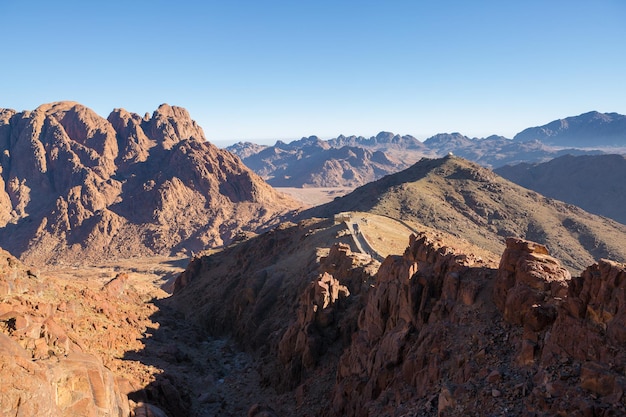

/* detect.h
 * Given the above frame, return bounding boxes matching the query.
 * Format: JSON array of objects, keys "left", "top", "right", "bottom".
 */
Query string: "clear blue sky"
[{"left": 2, "top": 0, "right": 625, "bottom": 146}]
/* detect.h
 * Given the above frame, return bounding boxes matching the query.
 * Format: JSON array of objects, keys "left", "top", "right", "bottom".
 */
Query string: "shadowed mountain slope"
[
  {"left": 168, "top": 214, "right": 626, "bottom": 415},
  {"left": 301, "top": 155, "right": 626, "bottom": 273},
  {"left": 496, "top": 154, "right": 626, "bottom": 225},
  {"left": 0, "top": 101, "right": 301, "bottom": 265}
]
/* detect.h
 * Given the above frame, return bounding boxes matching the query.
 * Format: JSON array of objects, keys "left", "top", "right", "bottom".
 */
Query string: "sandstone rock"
[
  {"left": 494, "top": 237, "right": 569, "bottom": 331},
  {"left": 0, "top": 333, "right": 60, "bottom": 416},
  {"left": 278, "top": 270, "right": 350, "bottom": 376},
  {"left": 331, "top": 232, "right": 496, "bottom": 416},
  {"left": 1, "top": 321, "right": 130, "bottom": 417},
  {"left": 52, "top": 351, "right": 131, "bottom": 417},
  {"left": 0, "top": 101, "right": 302, "bottom": 265},
  {"left": 486, "top": 369, "right": 502, "bottom": 383},
  {"left": 104, "top": 272, "right": 130, "bottom": 297},
  {"left": 437, "top": 385, "right": 455, "bottom": 416},
  {"left": 580, "top": 362, "right": 625, "bottom": 402},
  {"left": 1, "top": 247, "right": 135, "bottom": 417}
]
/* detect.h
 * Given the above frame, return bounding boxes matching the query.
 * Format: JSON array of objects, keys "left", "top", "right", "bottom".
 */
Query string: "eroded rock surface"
[
  {"left": 0, "top": 248, "right": 131, "bottom": 416},
  {"left": 0, "top": 101, "right": 301, "bottom": 265},
  {"left": 4, "top": 216, "right": 626, "bottom": 416},
  {"left": 170, "top": 227, "right": 626, "bottom": 416}
]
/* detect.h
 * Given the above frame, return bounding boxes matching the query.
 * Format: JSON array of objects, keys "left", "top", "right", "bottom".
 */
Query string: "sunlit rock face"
[{"left": 0, "top": 101, "right": 301, "bottom": 265}]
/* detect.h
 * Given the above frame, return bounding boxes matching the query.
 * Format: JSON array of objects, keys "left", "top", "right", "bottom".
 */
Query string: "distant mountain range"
[
  {"left": 228, "top": 111, "right": 624, "bottom": 188},
  {"left": 514, "top": 111, "right": 626, "bottom": 147},
  {"left": 234, "top": 135, "right": 410, "bottom": 187}
]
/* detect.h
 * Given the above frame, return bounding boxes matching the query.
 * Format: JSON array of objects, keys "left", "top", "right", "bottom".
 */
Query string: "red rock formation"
[
  {"left": 494, "top": 238, "right": 570, "bottom": 332},
  {"left": 331, "top": 232, "right": 495, "bottom": 416},
  {"left": 0, "top": 101, "right": 301, "bottom": 265},
  {"left": 172, "top": 227, "right": 626, "bottom": 416},
  {"left": 0, "top": 248, "right": 131, "bottom": 416},
  {"left": 538, "top": 259, "right": 626, "bottom": 405}
]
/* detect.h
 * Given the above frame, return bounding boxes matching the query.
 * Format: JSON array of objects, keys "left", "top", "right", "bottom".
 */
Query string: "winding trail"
[{"left": 344, "top": 220, "right": 386, "bottom": 262}]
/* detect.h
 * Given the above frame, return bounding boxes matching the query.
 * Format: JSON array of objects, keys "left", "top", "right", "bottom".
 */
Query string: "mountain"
[
  {"left": 0, "top": 101, "right": 301, "bottom": 265},
  {"left": 327, "top": 131, "right": 428, "bottom": 151},
  {"left": 227, "top": 123, "right": 612, "bottom": 189},
  {"left": 514, "top": 111, "right": 626, "bottom": 147},
  {"left": 225, "top": 141, "right": 268, "bottom": 159},
  {"left": 423, "top": 133, "right": 605, "bottom": 167},
  {"left": 495, "top": 154, "right": 626, "bottom": 225},
  {"left": 229, "top": 136, "right": 409, "bottom": 187},
  {"left": 302, "top": 155, "right": 626, "bottom": 273},
  {"left": 167, "top": 212, "right": 626, "bottom": 416}
]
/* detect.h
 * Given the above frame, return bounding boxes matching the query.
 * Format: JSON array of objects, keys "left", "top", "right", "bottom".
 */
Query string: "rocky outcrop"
[
  {"left": 493, "top": 238, "right": 570, "bottom": 332},
  {"left": 539, "top": 259, "right": 626, "bottom": 402},
  {"left": 0, "top": 248, "right": 130, "bottom": 416},
  {"left": 170, "top": 219, "right": 379, "bottom": 414},
  {"left": 277, "top": 243, "right": 370, "bottom": 386},
  {"left": 0, "top": 101, "right": 301, "bottom": 265},
  {"left": 331, "top": 232, "right": 496, "bottom": 416},
  {"left": 170, "top": 219, "right": 626, "bottom": 416},
  {"left": 327, "top": 235, "right": 626, "bottom": 416}
]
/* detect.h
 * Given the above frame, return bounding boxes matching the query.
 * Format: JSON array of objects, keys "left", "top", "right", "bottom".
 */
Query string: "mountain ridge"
[
  {"left": 514, "top": 110, "right": 626, "bottom": 147},
  {"left": 0, "top": 101, "right": 301, "bottom": 265},
  {"left": 228, "top": 110, "right": 624, "bottom": 188},
  {"left": 300, "top": 155, "right": 626, "bottom": 273}
]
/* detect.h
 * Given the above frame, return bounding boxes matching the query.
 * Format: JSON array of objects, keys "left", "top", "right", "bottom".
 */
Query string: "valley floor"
[
  {"left": 274, "top": 186, "right": 355, "bottom": 206},
  {"left": 46, "top": 258, "right": 307, "bottom": 416}
]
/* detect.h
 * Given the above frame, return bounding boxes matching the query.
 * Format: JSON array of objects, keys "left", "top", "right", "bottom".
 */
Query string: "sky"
[{"left": 1, "top": 0, "right": 625, "bottom": 147}]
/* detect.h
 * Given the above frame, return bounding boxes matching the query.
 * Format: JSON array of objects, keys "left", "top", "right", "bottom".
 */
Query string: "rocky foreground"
[
  {"left": 170, "top": 221, "right": 626, "bottom": 416},
  {"left": 2, "top": 220, "right": 626, "bottom": 416}
]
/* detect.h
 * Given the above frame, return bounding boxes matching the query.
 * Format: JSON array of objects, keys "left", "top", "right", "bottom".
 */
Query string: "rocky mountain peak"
[
  {"left": 304, "top": 155, "right": 626, "bottom": 273},
  {"left": 107, "top": 107, "right": 154, "bottom": 164},
  {"left": 145, "top": 103, "right": 206, "bottom": 149},
  {"left": 0, "top": 102, "right": 301, "bottom": 265}
]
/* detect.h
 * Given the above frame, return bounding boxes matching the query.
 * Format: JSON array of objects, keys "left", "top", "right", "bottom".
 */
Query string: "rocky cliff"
[
  {"left": 169, "top": 220, "right": 626, "bottom": 416},
  {"left": 0, "top": 248, "right": 133, "bottom": 416},
  {"left": 0, "top": 102, "right": 301, "bottom": 265}
]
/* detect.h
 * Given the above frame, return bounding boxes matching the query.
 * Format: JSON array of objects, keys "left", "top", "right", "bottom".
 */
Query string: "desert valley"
[{"left": 2, "top": 102, "right": 626, "bottom": 417}]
